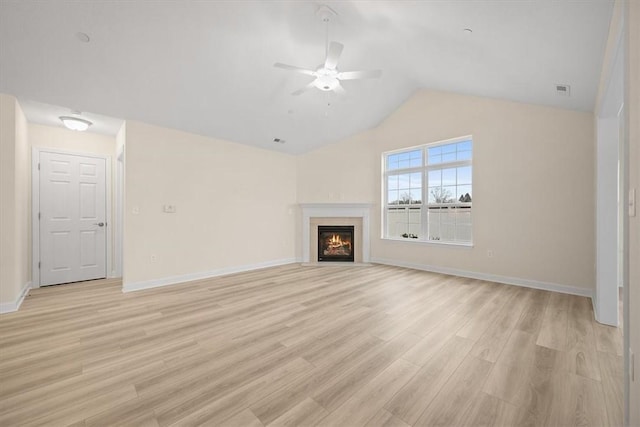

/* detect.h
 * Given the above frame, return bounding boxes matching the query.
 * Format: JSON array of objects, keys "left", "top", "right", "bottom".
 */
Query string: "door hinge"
[
  {"left": 38, "top": 262, "right": 41, "bottom": 269},
  {"left": 38, "top": 212, "right": 41, "bottom": 220},
  {"left": 38, "top": 163, "right": 40, "bottom": 170}
]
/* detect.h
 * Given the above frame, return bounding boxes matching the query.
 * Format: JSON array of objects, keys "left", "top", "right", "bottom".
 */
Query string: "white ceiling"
[{"left": 0, "top": 0, "right": 613, "bottom": 154}]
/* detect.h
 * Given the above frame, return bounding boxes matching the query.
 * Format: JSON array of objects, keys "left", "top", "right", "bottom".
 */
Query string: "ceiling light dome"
[
  {"left": 59, "top": 116, "right": 92, "bottom": 131},
  {"left": 313, "top": 75, "right": 339, "bottom": 91}
]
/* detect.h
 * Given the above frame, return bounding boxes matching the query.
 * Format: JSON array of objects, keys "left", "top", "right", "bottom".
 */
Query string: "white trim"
[
  {"left": 114, "top": 146, "right": 124, "bottom": 278},
  {"left": 123, "top": 258, "right": 298, "bottom": 293},
  {"left": 371, "top": 257, "right": 594, "bottom": 298},
  {"left": 0, "top": 281, "right": 32, "bottom": 314},
  {"left": 299, "top": 203, "right": 373, "bottom": 263},
  {"left": 32, "top": 147, "right": 113, "bottom": 288},
  {"left": 31, "top": 148, "right": 40, "bottom": 287},
  {"left": 381, "top": 237, "right": 474, "bottom": 248}
]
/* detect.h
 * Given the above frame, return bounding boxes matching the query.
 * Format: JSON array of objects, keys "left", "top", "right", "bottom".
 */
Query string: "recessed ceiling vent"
[
  {"left": 273, "top": 138, "right": 285, "bottom": 144},
  {"left": 556, "top": 84, "right": 571, "bottom": 96}
]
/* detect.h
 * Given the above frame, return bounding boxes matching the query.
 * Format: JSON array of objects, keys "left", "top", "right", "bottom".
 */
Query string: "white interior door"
[{"left": 39, "top": 151, "right": 107, "bottom": 286}]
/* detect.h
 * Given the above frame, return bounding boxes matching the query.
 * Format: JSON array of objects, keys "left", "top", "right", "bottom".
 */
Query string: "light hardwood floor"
[{"left": 0, "top": 264, "right": 623, "bottom": 426}]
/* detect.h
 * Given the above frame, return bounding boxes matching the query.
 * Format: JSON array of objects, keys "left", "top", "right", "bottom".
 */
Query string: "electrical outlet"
[
  {"left": 163, "top": 204, "right": 177, "bottom": 213},
  {"left": 487, "top": 249, "right": 494, "bottom": 258},
  {"left": 150, "top": 255, "right": 157, "bottom": 263}
]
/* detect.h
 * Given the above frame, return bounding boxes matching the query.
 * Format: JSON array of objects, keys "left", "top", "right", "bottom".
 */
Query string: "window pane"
[
  {"left": 457, "top": 140, "right": 472, "bottom": 152},
  {"left": 387, "top": 208, "right": 406, "bottom": 237},
  {"left": 387, "top": 154, "right": 400, "bottom": 170},
  {"left": 428, "top": 170, "right": 441, "bottom": 187},
  {"left": 457, "top": 150, "right": 472, "bottom": 161},
  {"left": 410, "top": 189, "right": 422, "bottom": 203},
  {"left": 410, "top": 172, "right": 422, "bottom": 188},
  {"left": 428, "top": 208, "right": 441, "bottom": 241},
  {"left": 388, "top": 190, "right": 399, "bottom": 204},
  {"left": 441, "top": 143, "right": 456, "bottom": 154},
  {"left": 442, "top": 168, "right": 456, "bottom": 185},
  {"left": 387, "top": 149, "right": 421, "bottom": 170},
  {"left": 408, "top": 208, "right": 421, "bottom": 223},
  {"left": 442, "top": 153, "right": 456, "bottom": 163},
  {"left": 408, "top": 208, "right": 421, "bottom": 238},
  {"left": 386, "top": 207, "right": 421, "bottom": 238},
  {"left": 428, "top": 146, "right": 442, "bottom": 156},
  {"left": 457, "top": 166, "right": 472, "bottom": 184},
  {"left": 428, "top": 187, "right": 439, "bottom": 203},
  {"left": 457, "top": 185, "right": 472, "bottom": 201},
  {"left": 398, "top": 174, "right": 410, "bottom": 190},
  {"left": 400, "top": 191, "right": 410, "bottom": 205},
  {"left": 442, "top": 186, "right": 456, "bottom": 203},
  {"left": 429, "top": 186, "right": 455, "bottom": 203},
  {"left": 388, "top": 175, "right": 399, "bottom": 190},
  {"left": 453, "top": 208, "right": 472, "bottom": 242}
]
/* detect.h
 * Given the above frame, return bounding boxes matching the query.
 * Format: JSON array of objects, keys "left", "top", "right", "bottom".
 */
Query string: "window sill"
[{"left": 381, "top": 237, "right": 474, "bottom": 248}]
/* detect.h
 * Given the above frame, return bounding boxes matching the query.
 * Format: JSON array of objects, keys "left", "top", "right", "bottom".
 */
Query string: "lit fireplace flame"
[
  {"left": 325, "top": 234, "right": 351, "bottom": 254},
  {"left": 329, "top": 234, "right": 343, "bottom": 246}
]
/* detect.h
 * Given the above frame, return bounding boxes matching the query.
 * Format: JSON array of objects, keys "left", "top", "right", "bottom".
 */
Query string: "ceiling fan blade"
[
  {"left": 337, "top": 69, "right": 382, "bottom": 80},
  {"left": 324, "top": 41, "right": 344, "bottom": 70},
  {"left": 292, "top": 80, "right": 317, "bottom": 96},
  {"left": 274, "top": 63, "right": 316, "bottom": 77}
]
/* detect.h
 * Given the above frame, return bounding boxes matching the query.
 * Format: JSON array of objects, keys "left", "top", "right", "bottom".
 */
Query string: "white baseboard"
[
  {"left": 371, "top": 257, "right": 594, "bottom": 298},
  {"left": 123, "top": 258, "right": 298, "bottom": 293},
  {"left": 0, "top": 281, "right": 32, "bottom": 314}
]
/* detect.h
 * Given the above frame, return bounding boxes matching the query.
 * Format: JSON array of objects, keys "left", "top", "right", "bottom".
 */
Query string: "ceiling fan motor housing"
[{"left": 314, "top": 67, "right": 339, "bottom": 91}]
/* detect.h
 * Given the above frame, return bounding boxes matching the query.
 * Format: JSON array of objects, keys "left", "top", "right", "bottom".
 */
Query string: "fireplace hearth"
[{"left": 318, "top": 225, "right": 355, "bottom": 262}]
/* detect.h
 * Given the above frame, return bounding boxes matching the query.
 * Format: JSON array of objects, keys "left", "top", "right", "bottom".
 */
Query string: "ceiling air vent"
[
  {"left": 555, "top": 84, "right": 571, "bottom": 96},
  {"left": 273, "top": 138, "right": 285, "bottom": 144}
]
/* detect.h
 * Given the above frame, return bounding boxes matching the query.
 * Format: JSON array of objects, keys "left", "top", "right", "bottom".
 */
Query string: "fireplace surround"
[{"left": 299, "top": 203, "right": 372, "bottom": 264}]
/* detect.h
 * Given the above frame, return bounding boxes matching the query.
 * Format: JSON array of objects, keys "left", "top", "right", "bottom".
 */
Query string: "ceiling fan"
[{"left": 274, "top": 5, "right": 382, "bottom": 96}]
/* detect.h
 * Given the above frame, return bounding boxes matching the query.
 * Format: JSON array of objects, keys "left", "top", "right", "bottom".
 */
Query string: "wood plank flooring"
[{"left": 0, "top": 264, "right": 623, "bottom": 426}]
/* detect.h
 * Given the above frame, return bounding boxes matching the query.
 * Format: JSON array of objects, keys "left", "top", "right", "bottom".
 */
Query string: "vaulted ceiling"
[{"left": 0, "top": 1, "right": 614, "bottom": 154}]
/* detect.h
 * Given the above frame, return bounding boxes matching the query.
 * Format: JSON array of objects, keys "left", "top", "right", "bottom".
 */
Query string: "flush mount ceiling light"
[{"left": 59, "top": 116, "right": 92, "bottom": 131}]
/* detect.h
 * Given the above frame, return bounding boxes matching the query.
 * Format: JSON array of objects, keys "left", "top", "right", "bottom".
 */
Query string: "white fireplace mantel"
[{"left": 300, "top": 203, "right": 373, "bottom": 263}]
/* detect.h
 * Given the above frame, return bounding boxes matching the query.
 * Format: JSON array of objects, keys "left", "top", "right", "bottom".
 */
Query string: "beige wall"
[
  {"left": 123, "top": 121, "right": 297, "bottom": 287},
  {"left": 626, "top": 0, "right": 640, "bottom": 422},
  {"left": 0, "top": 93, "right": 30, "bottom": 309},
  {"left": 298, "top": 89, "right": 595, "bottom": 292},
  {"left": 29, "top": 123, "right": 118, "bottom": 279},
  {"left": 30, "top": 123, "right": 116, "bottom": 157}
]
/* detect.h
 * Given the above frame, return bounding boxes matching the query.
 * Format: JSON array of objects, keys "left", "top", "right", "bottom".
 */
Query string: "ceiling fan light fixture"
[
  {"left": 313, "top": 75, "right": 339, "bottom": 91},
  {"left": 59, "top": 116, "right": 92, "bottom": 131}
]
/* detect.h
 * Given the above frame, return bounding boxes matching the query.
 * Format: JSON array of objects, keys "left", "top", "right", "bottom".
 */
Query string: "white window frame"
[{"left": 382, "top": 135, "right": 473, "bottom": 246}]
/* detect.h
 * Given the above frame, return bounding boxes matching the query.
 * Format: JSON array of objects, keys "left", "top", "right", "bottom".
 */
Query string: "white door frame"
[
  {"left": 594, "top": 17, "right": 625, "bottom": 326},
  {"left": 114, "top": 146, "right": 124, "bottom": 277},
  {"left": 32, "top": 147, "right": 112, "bottom": 288}
]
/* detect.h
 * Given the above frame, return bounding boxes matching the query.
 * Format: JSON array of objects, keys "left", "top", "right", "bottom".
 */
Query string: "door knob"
[{"left": 94, "top": 222, "right": 105, "bottom": 227}]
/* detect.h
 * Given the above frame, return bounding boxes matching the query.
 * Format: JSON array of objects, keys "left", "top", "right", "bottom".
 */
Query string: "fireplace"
[{"left": 318, "top": 225, "right": 355, "bottom": 262}]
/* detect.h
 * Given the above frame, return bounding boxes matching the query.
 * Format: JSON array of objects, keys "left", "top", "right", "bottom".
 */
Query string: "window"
[{"left": 383, "top": 136, "right": 473, "bottom": 244}]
